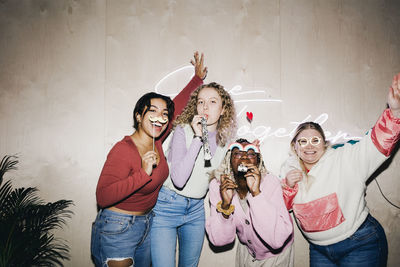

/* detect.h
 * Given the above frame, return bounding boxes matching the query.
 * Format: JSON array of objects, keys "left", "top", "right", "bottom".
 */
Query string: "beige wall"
[{"left": 0, "top": 0, "right": 399, "bottom": 266}]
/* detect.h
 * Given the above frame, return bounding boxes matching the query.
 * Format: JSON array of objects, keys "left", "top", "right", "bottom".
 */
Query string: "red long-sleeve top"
[{"left": 96, "top": 76, "right": 203, "bottom": 211}]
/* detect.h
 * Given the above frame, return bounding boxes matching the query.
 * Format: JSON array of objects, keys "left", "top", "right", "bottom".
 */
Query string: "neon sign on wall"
[{"left": 155, "top": 66, "right": 363, "bottom": 143}]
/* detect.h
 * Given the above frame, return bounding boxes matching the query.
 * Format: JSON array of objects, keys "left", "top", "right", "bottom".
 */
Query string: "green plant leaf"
[
  {"left": 0, "top": 155, "right": 18, "bottom": 185},
  {"left": 0, "top": 155, "right": 74, "bottom": 266}
]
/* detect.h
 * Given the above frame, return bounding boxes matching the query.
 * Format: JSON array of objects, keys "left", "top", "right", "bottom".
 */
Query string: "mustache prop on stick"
[{"left": 149, "top": 116, "right": 168, "bottom": 152}]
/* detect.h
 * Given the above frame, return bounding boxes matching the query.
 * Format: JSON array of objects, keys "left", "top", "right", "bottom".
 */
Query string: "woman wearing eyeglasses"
[
  {"left": 280, "top": 73, "right": 400, "bottom": 267},
  {"left": 206, "top": 138, "right": 294, "bottom": 266}
]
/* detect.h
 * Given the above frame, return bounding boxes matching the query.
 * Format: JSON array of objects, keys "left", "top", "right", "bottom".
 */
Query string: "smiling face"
[
  {"left": 196, "top": 87, "right": 224, "bottom": 131},
  {"left": 293, "top": 128, "right": 326, "bottom": 170},
  {"left": 137, "top": 98, "right": 169, "bottom": 138}
]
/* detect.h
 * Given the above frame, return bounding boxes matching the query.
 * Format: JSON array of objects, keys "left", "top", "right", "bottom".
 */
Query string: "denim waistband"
[
  {"left": 160, "top": 186, "right": 190, "bottom": 200},
  {"left": 359, "top": 214, "right": 375, "bottom": 229},
  {"left": 98, "top": 208, "right": 153, "bottom": 220}
]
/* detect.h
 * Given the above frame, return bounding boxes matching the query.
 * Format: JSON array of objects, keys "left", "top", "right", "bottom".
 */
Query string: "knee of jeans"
[{"left": 105, "top": 257, "right": 133, "bottom": 267}]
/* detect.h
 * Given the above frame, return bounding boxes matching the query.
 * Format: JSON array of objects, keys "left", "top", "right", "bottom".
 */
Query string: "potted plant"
[{"left": 0, "top": 155, "right": 74, "bottom": 266}]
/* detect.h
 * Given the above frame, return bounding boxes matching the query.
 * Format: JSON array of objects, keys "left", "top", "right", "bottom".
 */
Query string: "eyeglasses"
[
  {"left": 232, "top": 150, "right": 257, "bottom": 159},
  {"left": 296, "top": 136, "right": 322, "bottom": 147}
]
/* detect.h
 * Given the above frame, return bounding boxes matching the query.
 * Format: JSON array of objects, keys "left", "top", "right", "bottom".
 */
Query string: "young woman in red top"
[{"left": 91, "top": 52, "right": 207, "bottom": 267}]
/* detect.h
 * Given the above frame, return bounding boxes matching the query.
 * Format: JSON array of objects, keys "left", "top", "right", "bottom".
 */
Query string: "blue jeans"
[
  {"left": 309, "top": 214, "right": 388, "bottom": 267},
  {"left": 151, "top": 186, "right": 205, "bottom": 267},
  {"left": 91, "top": 209, "right": 153, "bottom": 267}
]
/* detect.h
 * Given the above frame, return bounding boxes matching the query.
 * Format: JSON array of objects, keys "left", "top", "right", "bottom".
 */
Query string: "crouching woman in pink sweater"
[{"left": 206, "top": 138, "right": 294, "bottom": 267}]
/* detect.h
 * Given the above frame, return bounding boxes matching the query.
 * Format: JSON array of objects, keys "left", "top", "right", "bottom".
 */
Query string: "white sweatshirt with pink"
[{"left": 280, "top": 109, "right": 400, "bottom": 246}]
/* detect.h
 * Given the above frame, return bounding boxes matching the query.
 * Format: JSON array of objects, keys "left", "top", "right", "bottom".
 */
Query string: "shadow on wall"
[{"left": 367, "top": 141, "right": 400, "bottom": 186}]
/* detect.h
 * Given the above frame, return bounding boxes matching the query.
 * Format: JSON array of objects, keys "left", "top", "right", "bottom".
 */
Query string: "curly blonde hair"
[
  {"left": 173, "top": 82, "right": 236, "bottom": 146},
  {"left": 209, "top": 139, "right": 268, "bottom": 182}
]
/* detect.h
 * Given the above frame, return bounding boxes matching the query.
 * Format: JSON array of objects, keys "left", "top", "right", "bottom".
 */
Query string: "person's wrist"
[
  {"left": 221, "top": 201, "right": 231, "bottom": 210},
  {"left": 196, "top": 71, "right": 207, "bottom": 80},
  {"left": 391, "top": 108, "right": 400, "bottom": 118},
  {"left": 251, "top": 189, "right": 260, "bottom": 197},
  {"left": 193, "top": 134, "right": 203, "bottom": 142},
  {"left": 216, "top": 201, "right": 235, "bottom": 216},
  {"left": 284, "top": 178, "right": 295, "bottom": 188}
]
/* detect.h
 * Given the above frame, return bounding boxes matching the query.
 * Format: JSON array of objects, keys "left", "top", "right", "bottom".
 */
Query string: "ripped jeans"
[{"left": 91, "top": 209, "right": 153, "bottom": 267}]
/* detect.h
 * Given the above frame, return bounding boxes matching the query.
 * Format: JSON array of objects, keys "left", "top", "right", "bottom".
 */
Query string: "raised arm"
[
  {"left": 161, "top": 52, "right": 207, "bottom": 143},
  {"left": 371, "top": 72, "right": 400, "bottom": 156},
  {"left": 388, "top": 73, "right": 400, "bottom": 118},
  {"left": 167, "top": 125, "right": 203, "bottom": 188}
]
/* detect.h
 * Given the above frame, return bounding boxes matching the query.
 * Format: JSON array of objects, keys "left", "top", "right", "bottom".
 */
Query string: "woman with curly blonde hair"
[
  {"left": 151, "top": 82, "right": 236, "bottom": 267},
  {"left": 173, "top": 82, "right": 236, "bottom": 146}
]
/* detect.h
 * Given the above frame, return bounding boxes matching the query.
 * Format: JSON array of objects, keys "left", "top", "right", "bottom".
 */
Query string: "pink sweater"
[{"left": 206, "top": 173, "right": 294, "bottom": 260}]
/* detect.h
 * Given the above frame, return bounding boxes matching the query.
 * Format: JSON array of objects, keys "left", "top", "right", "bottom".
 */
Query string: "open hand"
[
  {"left": 388, "top": 72, "right": 400, "bottom": 118},
  {"left": 191, "top": 51, "right": 208, "bottom": 80}
]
